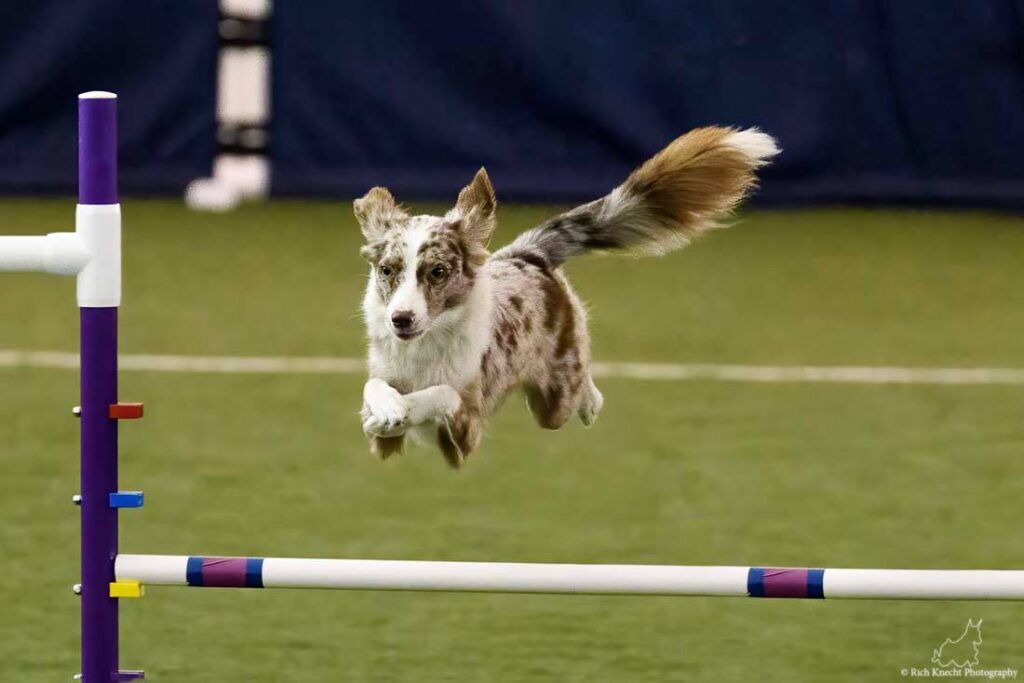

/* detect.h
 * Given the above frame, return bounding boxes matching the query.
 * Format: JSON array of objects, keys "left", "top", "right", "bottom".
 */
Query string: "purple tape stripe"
[
  {"left": 186, "top": 557, "right": 264, "bottom": 588},
  {"left": 748, "top": 567, "right": 825, "bottom": 598},
  {"left": 202, "top": 558, "right": 249, "bottom": 587},
  {"left": 762, "top": 568, "right": 810, "bottom": 597}
]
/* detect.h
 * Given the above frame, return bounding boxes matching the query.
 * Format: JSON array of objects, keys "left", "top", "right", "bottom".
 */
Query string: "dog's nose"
[{"left": 391, "top": 311, "right": 415, "bottom": 330}]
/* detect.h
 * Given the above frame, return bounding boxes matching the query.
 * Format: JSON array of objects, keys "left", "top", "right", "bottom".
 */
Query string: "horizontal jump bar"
[
  {"left": 114, "top": 555, "right": 1024, "bottom": 601},
  {"left": 0, "top": 234, "right": 90, "bottom": 275}
]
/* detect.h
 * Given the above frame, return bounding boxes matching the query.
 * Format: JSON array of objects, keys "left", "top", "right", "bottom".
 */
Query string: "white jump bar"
[
  {"left": 114, "top": 555, "right": 1024, "bottom": 601},
  {"left": 0, "top": 233, "right": 89, "bottom": 274}
]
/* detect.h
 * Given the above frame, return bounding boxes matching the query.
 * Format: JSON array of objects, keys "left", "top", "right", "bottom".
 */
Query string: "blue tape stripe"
[
  {"left": 807, "top": 568, "right": 825, "bottom": 599},
  {"left": 245, "top": 557, "right": 264, "bottom": 588},
  {"left": 747, "top": 567, "right": 765, "bottom": 597},
  {"left": 186, "top": 556, "right": 204, "bottom": 587}
]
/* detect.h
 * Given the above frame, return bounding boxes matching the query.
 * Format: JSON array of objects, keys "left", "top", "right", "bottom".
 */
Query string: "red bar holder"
[{"left": 108, "top": 403, "right": 144, "bottom": 420}]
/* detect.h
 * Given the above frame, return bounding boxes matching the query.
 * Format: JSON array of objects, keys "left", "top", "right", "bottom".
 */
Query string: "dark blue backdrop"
[
  {"left": 0, "top": 2, "right": 217, "bottom": 196},
  {"left": 272, "top": 1, "right": 1024, "bottom": 206},
  {"left": 1, "top": 2, "right": 1022, "bottom": 205}
]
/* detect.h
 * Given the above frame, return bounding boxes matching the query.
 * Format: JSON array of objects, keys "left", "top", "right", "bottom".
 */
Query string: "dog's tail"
[{"left": 498, "top": 127, "right": 779, "bottom": 268}]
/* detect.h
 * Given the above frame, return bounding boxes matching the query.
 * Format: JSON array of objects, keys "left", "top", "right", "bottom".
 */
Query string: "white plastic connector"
[
  {"left": 0, "top": 204, "right": 120, "bottom": 304},
  {"left": 76, "top": 204, "right": 121, "bottom": 307},
  {"left": 44, "top": 232, "right": 91, "bottom": 275}
]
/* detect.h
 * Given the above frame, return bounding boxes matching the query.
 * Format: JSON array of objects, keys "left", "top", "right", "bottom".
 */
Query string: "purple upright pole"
[{"left": 79, "top": 92, "right": 120, "bottom": 683}]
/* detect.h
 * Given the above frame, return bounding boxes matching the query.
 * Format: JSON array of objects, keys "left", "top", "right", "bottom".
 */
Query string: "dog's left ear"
[
  {"left": 453, "top": 168, "right": 497, "bottom": 247},
  {"left": 354, "top": 186, "right": 407, "bottom": 241}
]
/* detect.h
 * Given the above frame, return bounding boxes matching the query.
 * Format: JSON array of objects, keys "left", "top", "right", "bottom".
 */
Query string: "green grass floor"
[{"left": 1, "top": 199, "right": 1023, "bottom": 681}]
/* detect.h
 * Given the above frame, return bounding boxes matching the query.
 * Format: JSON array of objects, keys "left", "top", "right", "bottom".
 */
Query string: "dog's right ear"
[{"left": 353, "top": 187, "right": 407, "bottom": 241}]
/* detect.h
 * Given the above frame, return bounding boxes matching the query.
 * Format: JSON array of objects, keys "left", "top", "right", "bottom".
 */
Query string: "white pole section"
[
  {"left": 0, "top": 236, "right": 45, "bottom": 271},
  {"left": 266, "top": 559, "right": 749, "bottom": 595},
  {"left": 0, "top": 233, "right": 90, "bottom": 275},
  {"left": 114, "top": 555, "right": 1024, "bottom": 601},
  {"left": 824, "top": 569, "right": 1024, "bottom": 600}
]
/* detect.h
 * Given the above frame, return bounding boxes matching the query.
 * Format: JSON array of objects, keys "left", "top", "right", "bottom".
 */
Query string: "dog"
[{"left": 356, "top": 126, "right": 779, "bottom": 467}]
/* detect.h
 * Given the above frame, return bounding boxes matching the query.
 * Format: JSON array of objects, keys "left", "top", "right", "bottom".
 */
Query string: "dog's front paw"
[{"left": 362, "top": 390, "right": 409, "bottom": 438}]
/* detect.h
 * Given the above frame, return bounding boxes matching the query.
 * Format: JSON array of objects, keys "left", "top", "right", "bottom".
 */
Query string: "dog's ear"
[
  {"left": 453, "top": 168, "right": 497, "bottom": 247},
  {"left": 353, "top": 187, "right": 407, "bottom": 241}
]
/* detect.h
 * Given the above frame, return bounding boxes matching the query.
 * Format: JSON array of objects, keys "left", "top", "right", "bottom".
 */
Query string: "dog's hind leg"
[
  {"left": 525, "top": 378, "right": 583, "bottom": 430},
  {"left": 578, "top": 375, "right": 603, "bottom": 427},
  {"left": 437, "top": 413, "right": 482, "bottom": 469},
  {"left": 436, "top": 384, "right": 484, "bottom": 468}
]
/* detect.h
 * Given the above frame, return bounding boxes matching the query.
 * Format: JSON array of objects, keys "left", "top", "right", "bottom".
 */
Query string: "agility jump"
[{"left": 0, "top": 93, "right": 1021, "bottom": 682}]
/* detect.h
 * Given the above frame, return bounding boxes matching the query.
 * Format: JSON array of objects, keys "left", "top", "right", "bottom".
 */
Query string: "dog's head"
[{"left": 356, "top": 168, "right": 496, "bottom": 341}]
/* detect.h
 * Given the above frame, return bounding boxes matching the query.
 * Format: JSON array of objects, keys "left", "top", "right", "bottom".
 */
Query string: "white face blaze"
[{"left": 385, "top": 219, "right": 433, "bottom": 336}]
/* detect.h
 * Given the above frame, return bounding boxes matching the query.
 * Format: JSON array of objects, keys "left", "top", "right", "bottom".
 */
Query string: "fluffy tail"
[{"left": 499, "top": 127, "right": 779, "bottom": 267}]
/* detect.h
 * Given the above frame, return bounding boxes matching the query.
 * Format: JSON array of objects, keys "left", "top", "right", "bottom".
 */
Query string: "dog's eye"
[
  {"left": 379, "top": 265, "right": 392, "bottom": 277},
  {"left": 430, "top": 265, "right": 447, "bottom": 281}
]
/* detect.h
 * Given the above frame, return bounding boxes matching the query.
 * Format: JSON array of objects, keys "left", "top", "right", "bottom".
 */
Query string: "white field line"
[
  {"left": 0, "top": 350, "right": 364, "bottom": 374},
  {"left": 1, "top": 349, "right": 1024, "bottom": 385}
]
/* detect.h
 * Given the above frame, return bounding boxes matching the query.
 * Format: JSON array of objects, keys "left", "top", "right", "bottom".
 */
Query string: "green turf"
[{"left": 1, "top": 199, "right": 1023, "bottom": 681}]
